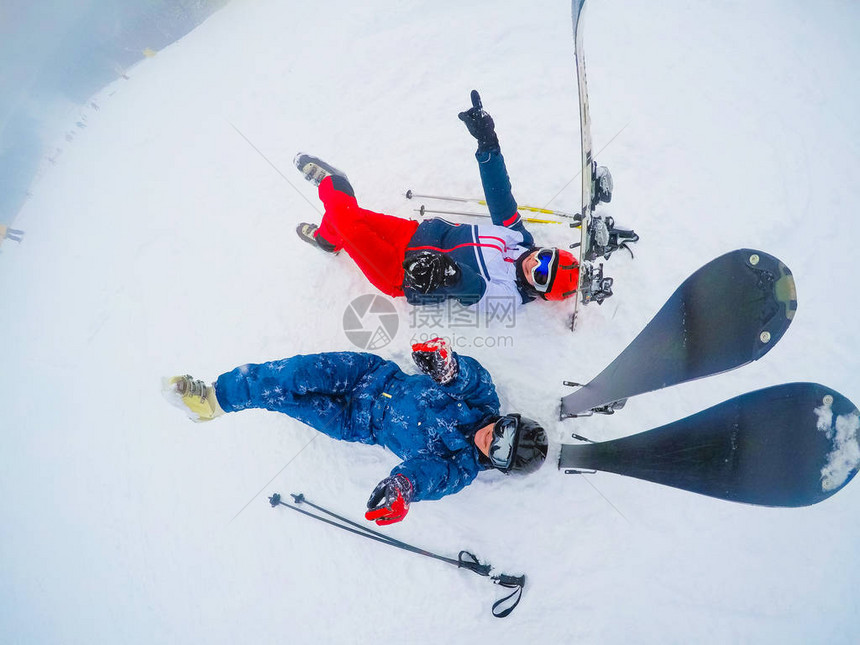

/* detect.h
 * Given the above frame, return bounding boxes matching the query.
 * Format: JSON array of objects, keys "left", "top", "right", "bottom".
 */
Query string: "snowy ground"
[{"left": 2, "top": 0, "right": 859, "bottom": 643}]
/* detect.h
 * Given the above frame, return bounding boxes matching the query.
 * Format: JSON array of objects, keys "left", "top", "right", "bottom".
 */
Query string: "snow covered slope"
[{"left": 1, "top": 0, "right": 858, "bottom": 642}]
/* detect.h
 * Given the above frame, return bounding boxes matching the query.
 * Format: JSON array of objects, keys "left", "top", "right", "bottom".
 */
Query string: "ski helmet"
[
  {"left": 488, "top": 414, "right": 549, "bottom": 475},
  {"left": 518, "top": 248, "right": 579, "bottom": 301}
]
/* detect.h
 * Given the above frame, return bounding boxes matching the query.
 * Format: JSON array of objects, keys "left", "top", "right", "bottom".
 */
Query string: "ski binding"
[{"left": 579, "top": 262, "right": 613, "bottom": 305}]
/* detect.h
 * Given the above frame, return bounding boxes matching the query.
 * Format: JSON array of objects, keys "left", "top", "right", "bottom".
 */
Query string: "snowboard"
[
  {"left": 559, "top": 382, "right": 860, "bottom": 507},
  {"left": 560, "top": 249, "right": 797, "bottom": 418}
]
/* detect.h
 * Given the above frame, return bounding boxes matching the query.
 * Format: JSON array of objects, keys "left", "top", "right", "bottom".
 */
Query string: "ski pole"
[
  {"left": 414, "top": 205, "right": 564, "bottom": 225},
  {"left": 406, "top": 189, "right": 581, "bottom": 220},
  {"left": 269, "top": 492, "right": 525, "bottom": 618}
]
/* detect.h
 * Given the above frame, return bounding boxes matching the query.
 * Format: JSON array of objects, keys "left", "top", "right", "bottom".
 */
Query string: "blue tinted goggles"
[{"left": 530, "top": 248, "right": 557, "bottom": 293}]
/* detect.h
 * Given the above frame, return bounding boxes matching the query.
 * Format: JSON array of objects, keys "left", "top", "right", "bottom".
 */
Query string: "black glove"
[
  {"left": 458, "top": 90, "right": 499, "bottom": 152},
  {"left": 411, "top": 337, "right": 459, "bottom": 384},
  {"left": 365, "top": 473, "right": 414, "bottom": 525},
  {"left": 402, "top": 251, "right": 461, "bottom": 294}
]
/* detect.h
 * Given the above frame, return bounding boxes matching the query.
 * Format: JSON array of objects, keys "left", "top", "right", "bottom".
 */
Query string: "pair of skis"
[
  {"left": 559, "top": 248, "right": 859, "bottom": 507},
  {"left": 565, "top": 2, "right": 857, "bottom": 507}
]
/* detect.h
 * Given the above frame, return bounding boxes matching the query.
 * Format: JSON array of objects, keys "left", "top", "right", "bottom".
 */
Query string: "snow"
[
  {"left": 816, "top": 400, "right": 860, "bottom": 492},
  {"left": 2, "top": 0, "right": 859, "bottom": 642}
]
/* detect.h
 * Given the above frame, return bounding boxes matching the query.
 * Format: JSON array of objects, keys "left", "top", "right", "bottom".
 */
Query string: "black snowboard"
[
  {"left": 561, "top": 249, "right": 796, "bottom": 417},
  {"left": 559, "top": 383, "right": 859, "bottom": 507}
]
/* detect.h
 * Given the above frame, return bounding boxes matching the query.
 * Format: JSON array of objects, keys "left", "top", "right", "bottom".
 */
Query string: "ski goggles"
[
  {"left": 530, "top": 248, "right": 558, "bottom": 293},
  {"left": 489, "top": 415, "right": 520, "bottom": 471}
]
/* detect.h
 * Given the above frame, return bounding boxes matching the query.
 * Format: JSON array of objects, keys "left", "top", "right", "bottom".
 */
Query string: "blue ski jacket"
[
  {"left": 214, "top": 351, "right": 500, "bottom": 502},
  {"left": 404, "top": 149, "right": 537, "bottom": 309}
]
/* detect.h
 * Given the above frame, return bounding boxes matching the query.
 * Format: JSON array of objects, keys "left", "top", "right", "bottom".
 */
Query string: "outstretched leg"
[
  {"left": 293, "top": 154, "right": 419, "bottom": 295},
  {"left": 313, "top": 175, "right": 418, "bottom": 297},
  {"left": 214, "top": 352, "right": 389, "bottom": 442}
]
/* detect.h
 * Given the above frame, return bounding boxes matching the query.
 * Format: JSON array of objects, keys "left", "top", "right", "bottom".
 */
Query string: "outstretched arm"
[
  {"left": 459, "top": 90, "right": 534, "bottom": 246},
  {"left": 391, "top": 452, "right": 482, "bottom": 502}
]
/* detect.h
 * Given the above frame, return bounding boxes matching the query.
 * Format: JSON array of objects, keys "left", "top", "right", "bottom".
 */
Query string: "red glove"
[
  {"left": 365, "top": 474, "right": 414, "bottom": 525},
  {"left": 411, "top": 337, "right": 458, "bottom": 384}
]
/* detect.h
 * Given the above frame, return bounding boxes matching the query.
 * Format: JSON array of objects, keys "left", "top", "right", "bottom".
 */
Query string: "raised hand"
[{"left": 458, "top": 89, "right": 499, "bottom": 152}]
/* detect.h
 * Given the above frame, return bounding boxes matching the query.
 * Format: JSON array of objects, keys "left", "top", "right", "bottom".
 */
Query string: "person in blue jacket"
[
  {"left": 294, "top": 91, "right": 588, "bottom": 312},
  {"left": 163, "top": 338, "right": 548, "bottom": 525}
]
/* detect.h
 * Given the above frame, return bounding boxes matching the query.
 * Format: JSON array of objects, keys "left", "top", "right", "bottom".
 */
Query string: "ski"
[
  {"left": 569, "top": 0, "right": 637, "bottom": 328},
  {"left": 570, "top": 0, "right": 596, "bottom": 329},
  {"left": 561, "top": 249, "right": 797, "bottom": 418},
  {"left": 560, "top": 383, "right": 860, "bottom": 507}
]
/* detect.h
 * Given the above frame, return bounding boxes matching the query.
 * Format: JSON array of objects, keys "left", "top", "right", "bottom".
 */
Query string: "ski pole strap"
[
  {"left": 456, "top": 551, "right": 525, "bottom": 618},
  {"left": 491, "top": 574, "right": 525, "bottom": 618},
  {"left": 457, "top": 550, "right": 492, "bottom": 576}
]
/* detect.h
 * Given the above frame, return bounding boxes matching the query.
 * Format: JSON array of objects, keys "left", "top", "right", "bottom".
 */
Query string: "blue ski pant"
[{"left": 213, "top": 352, "right": 388, "bottom": 444}]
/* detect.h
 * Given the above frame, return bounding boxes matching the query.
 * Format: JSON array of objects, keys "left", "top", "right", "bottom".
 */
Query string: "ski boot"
[
  {"left": 162, "top": 375, "right": 224, "bottom": 422},
  {"left": 296, "top": 222, "right": 338, "bottom": 253},
  {"left": 293, "top": 153, "right": 349, "bottom": 186}
]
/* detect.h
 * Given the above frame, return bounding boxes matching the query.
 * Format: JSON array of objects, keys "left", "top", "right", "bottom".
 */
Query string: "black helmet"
[{"left": 488, "top": 414, "right": 548, "bottom": 475}]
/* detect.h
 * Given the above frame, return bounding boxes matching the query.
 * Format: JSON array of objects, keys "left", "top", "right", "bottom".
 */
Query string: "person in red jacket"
[{"left": 294, "top": 91, "right": 586, "bottom": 308}]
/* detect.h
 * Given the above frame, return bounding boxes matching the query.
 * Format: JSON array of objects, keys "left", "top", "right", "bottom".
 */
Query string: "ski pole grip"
[{"left": 494, "top": 573, "right": 525, "bottom": 588}]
